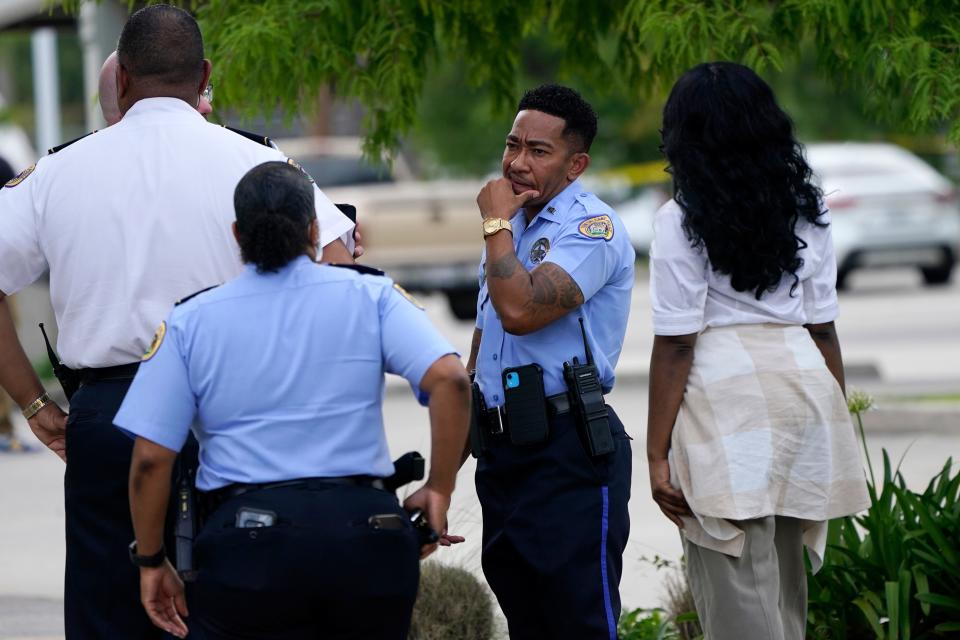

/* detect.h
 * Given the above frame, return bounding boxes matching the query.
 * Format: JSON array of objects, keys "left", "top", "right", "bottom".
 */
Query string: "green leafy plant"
[
  {"left": 620, "top": 556, "right": 702, "bottom": 640},
  {"left": 57, "top": 1, "right": 960, "bottom": 157},
  {"left": 619, "top": 608, "right": 680, "bottom": 640},
  {"left": 806, "top": 393, "right": 960, "bottom": 639}
]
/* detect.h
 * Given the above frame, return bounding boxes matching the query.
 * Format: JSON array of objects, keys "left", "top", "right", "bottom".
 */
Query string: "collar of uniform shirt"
[
  {"left": 516, "top": 178, "right": 584, "bottom": 226},
  {"left": 123, "top": 96, "right": 206, "bottom": 123}
]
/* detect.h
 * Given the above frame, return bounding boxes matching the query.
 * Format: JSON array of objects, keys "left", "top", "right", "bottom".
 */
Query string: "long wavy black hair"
[{"left": 661, "top": 62, "right": 825, "bottom": 299}]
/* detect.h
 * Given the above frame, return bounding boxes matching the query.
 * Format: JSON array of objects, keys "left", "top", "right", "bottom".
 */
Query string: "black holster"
[
  {"left": 174, "top": 459, "right": 199, "bottom": 582},
  {"left": 468, "top": 381, "right": 488, "bottom": 458},
  {"left": 39, "top": 323, "right": 80, "bottom": 401}
]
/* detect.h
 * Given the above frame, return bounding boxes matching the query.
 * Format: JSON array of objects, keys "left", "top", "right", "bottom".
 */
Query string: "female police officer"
[{"left": 114, "top": 161, "right": 470, "bottom": 640}]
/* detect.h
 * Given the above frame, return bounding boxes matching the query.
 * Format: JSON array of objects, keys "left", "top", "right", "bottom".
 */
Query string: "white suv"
[{"left": 806, "top": 142, "right": 960, "bottom": 288}]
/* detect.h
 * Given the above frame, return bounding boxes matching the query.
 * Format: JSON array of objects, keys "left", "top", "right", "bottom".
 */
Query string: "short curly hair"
[{"left": 517, "top": 84, "right": 598, "bottom": 153}]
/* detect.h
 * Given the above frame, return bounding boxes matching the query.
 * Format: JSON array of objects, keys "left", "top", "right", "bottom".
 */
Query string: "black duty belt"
[
  {"left": 78, "top": 362, "right": 140, "bottom": 385},
  {"left": 211, "top": 475, "right": 387, "bottom": 503},
  {"left": 483, "top": 392, "right": 571, "bottom": 435}
]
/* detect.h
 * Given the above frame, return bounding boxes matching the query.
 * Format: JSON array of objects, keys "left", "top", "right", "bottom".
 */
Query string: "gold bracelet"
[{"left": 22, "top": 392, "right": 52, "bottom": 420}]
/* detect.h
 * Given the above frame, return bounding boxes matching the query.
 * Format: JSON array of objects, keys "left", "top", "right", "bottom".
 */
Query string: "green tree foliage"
[{"left": 61, "top": 0, "right": 960, "bottom": 158}]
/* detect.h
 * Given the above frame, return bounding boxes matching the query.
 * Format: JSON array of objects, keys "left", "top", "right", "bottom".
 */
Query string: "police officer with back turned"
[
  {"left": 468, "top": 84, "right": 635, "bottom": 639},
  {"left": 0, "top": 5, "right": 355, "bottom": 638},
  {"left": 115, "top": 161, "right": 471, "bottom": 639}
]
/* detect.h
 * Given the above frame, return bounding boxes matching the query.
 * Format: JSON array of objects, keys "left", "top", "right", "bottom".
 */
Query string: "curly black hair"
[
  {"left": 234, "top": 162, "right": 315, "bottom": 273},
  {"left": 518, "top": 84, "right": 598, "bottom": 152},
  {"left": 661, "top": 62, "right": 825, "bottom": 299}
]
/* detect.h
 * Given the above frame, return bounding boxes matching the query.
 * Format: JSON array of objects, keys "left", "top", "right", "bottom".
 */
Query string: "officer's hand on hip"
[
  {"left": 404, "top": 485, "right": 463, "bottom": 559},
  {"left": 476, "top": 177, "right": 539, "bottom": 220},
  {"left": 27, "top": 403, "right": 67, "bottom": 463},
  {"left": 140, "top": 559, "right": 189, "bottom": 639}
]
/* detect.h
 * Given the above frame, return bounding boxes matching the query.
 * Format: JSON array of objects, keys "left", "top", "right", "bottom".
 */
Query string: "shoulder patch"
[
  {"left": 578, "top": 214, "right": 615, "bottom": 241},
  {"left": 175, "top": 285, "right": 220, "bottom": 306},
  {"left": 328, "top": 263, "right": 386, "bottom": 277},
  {"left": 142, "top": 322, "right": 166, "bottom": 361},
  {"left": 287, "top": 158, "right": 316, "bottom": 184},
  {"left": 48, "top": 131, "right": 95, "bottom": 155},
  {"left": 4, "top": 163, "right": 35, "bottom": 188},
  {"left": 393, "top": 283, "right": 424, "bottom": 309}
]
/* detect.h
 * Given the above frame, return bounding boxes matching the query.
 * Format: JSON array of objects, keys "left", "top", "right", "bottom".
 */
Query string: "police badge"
[{"left": 529, "top": 237, "right": 550, "bottom": 265}]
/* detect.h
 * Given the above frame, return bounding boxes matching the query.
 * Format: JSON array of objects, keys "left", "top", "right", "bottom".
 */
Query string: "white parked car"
[{"left": 807, "top": 142, "right": 960, "bottom": 288}]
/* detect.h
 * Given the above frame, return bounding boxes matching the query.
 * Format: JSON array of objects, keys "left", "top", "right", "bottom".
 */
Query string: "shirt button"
[
  {"left": 492, "top": 354, "right": 498, "bottom": 361},
  {"left": 579, "top": 192, "right": 587, "bottom": 197}
]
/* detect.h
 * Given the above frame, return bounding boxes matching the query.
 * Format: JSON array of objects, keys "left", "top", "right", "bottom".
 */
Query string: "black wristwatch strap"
[{"left": 128, "top": 541, "right": 166, "bottom": 568}]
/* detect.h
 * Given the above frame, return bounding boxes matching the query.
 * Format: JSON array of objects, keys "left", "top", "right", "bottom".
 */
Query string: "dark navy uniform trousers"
[
  {"left": 476, "top": 406, "right": 632, "bottom": 640},
  {"left": 64, "top": 378, "right": 160, "bottom": 638},
  {"left": 192, "top": 484, "right": 420, "bottom": 639},
  {"left": 64, "top": 378, "right": 202, "bottom": 639}
]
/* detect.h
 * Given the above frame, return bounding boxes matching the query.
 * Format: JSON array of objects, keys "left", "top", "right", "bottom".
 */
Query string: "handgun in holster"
[
  {"left": 468, "top": 376, "right": 488, "bottom": 458},
  {"left": 563, "top": 318, "right": 615, "bottom": 457},
  {"left": 382, "top": 451, "right": 426, "bottom": 492},
  {"left": 39, "top": 323, "right": 80, "bottom": 401}
]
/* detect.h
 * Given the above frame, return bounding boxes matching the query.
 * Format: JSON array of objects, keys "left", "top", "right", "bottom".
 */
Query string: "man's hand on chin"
[{"left": 477, "top": 177, "right": 538, "bottom": 220}]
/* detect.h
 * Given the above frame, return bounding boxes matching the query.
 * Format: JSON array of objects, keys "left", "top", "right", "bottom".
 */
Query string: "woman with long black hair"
[{"left": 647, "top": 62, "right": 870, "bottom": 639}]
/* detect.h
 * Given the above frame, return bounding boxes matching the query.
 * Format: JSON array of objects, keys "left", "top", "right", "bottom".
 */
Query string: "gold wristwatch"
[
  {"left": 22, "top": 392, "right": 52, "bottom": 420},
  {"left": 482, "top": 218, "right": 513, "bottom": 238}
]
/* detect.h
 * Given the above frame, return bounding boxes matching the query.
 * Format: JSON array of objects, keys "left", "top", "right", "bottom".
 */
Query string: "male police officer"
[
  {"left": 468, "top": 84, "right": 635, "bottom": 639},
  {"left": 0, "top": 5, "right": 354, "bottom": 638}
]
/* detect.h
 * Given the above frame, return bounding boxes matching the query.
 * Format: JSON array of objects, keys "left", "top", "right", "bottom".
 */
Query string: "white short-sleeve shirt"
[
  {"left": 0, "top": 97, "right": 354, "bottom": 368},
  {"left": 650, "top": 199, "right": 839, "bottom": 335}
]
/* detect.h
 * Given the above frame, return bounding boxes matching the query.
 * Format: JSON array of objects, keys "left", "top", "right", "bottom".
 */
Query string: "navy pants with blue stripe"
[{"left": 476, "top": 407, "right": 632, "bottom": 639}]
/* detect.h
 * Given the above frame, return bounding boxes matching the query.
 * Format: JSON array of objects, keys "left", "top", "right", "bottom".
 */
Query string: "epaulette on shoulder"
[
  {"left": 48, "top": 131, "right": 95, "bottom": 155},
  {"left": 223, "top": 125, "right": 276, "bottom": 149},
  {"left": 327, "top": 263, "right": 385, "bottom": 277},
  {"left": 175, "top": 285, "right": 220, "bottom": 306}
]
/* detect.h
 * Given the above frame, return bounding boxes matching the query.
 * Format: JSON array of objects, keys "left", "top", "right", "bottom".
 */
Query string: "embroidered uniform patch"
[
  {"left": 142, "top": 322, "right": 166, "bottom": 361},
  {"left": 394, "top": 283, "right": 424, "bottom": 309},
  {"left": 4, "top": 163, "right": 35, "bottom": 188},
  {"left": 529, "top": 237, "right": 550, "bottom": 264},
  {"left": 287, "top": 158, "right": 315, "bottom": 184},
  {"left": 578, "top": 215, "right": 614, "bottom": 241}
]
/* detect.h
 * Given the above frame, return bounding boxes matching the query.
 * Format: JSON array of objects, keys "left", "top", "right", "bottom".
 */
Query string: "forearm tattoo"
[
  {"left": 487, "top": 253, "right": 520, "bottom": 280},
  {"left": 529, "top": 263, "right": 583, "bottom": 311}
]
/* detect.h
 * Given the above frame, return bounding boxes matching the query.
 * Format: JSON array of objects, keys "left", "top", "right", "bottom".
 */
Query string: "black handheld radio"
[{"left": 563, "top": 318, "right": 615, "bottom": 457}]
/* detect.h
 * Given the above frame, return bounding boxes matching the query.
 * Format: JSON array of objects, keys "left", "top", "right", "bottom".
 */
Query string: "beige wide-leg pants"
[{"left": 683, "top": 516, "right": 807, "bottom": 640}]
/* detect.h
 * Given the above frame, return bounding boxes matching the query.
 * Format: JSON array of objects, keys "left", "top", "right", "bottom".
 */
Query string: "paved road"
[{"left": 1, "top": 267, "right": 958, "bottom": 638}]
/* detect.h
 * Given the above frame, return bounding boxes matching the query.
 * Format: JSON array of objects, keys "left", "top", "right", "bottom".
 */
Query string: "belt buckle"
[{"left": 491, "top": 407, "right": 505, "bottom": 435}]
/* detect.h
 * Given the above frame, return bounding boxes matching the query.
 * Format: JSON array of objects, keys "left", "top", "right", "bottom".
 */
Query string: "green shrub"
[
  {"left": 409, "top": 562, "right": 495, "bottom": 640},
  {"left": 619, "top": 608, "right": 679, "bottom": 640},
  {"left": 806, "top": 396, "right": 960, "bottom": 639}
]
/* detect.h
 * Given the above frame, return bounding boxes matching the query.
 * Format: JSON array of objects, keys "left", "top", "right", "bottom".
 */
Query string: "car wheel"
[
  {"left": 921, "top": 264, "right": 953, "bottom": 286},
  {"left": 447, "top": 288, "right": 479, "bottom": 321}
]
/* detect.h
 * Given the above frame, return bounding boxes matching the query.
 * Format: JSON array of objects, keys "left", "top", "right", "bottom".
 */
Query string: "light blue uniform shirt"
[
  {"left": 475, "top": 179, "right": 635, "bottom": 408},
  {"left": 114, "top": 255, "right": 456, "bottom": 491}
]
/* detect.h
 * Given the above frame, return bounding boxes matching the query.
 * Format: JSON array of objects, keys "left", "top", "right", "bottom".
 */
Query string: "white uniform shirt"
[
  {"left": 0, "top": 97, "right": 354, "bottom": 368},
  {"left": 650, "top": 199, "right": 839, "bottom": 335}
]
